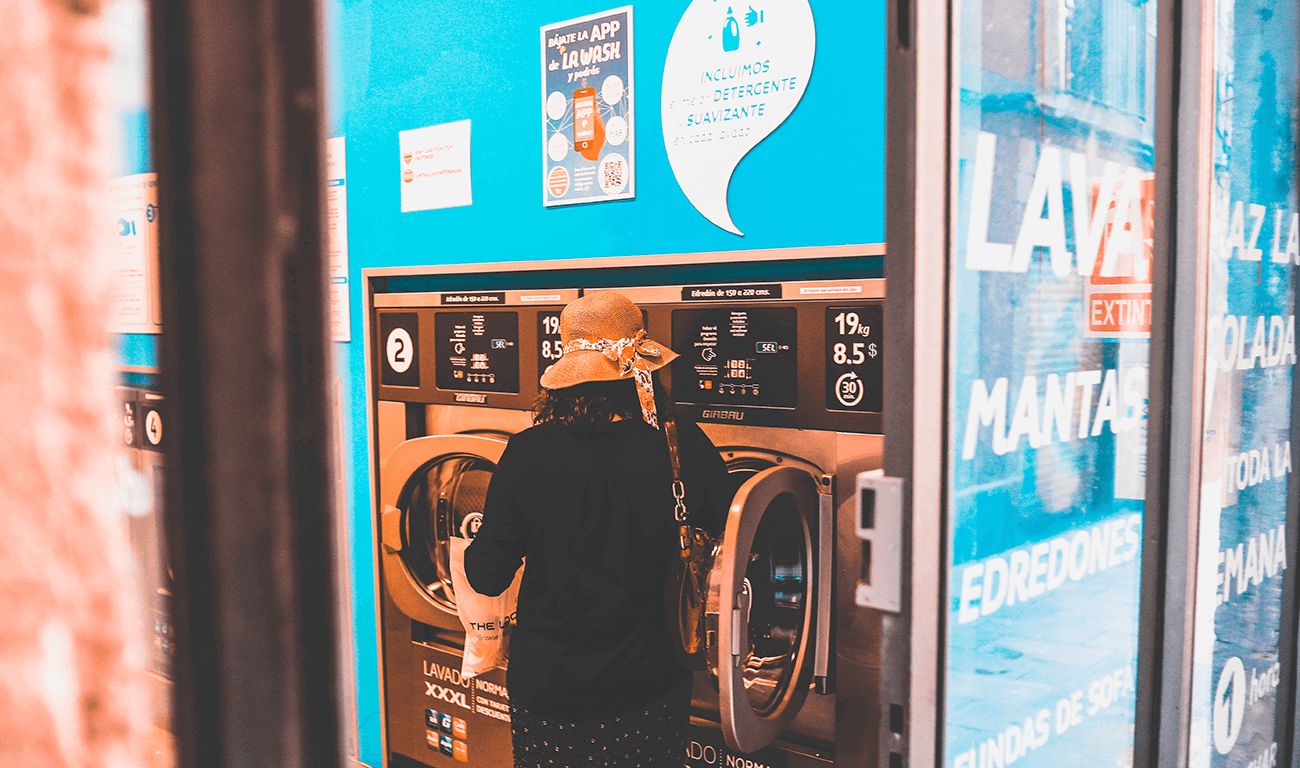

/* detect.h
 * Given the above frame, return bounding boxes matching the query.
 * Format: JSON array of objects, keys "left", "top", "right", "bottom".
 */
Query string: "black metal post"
[
  {"left": 883, "top": 0, "right": 950, "bottom": 764},
  {"left": 1278, "top": 11, "right": 1300, "bottom": 761},
  {"left": 1132, "top": 0, "right": 1184, "bottom": 764},
  {"left": 148, "top": 0, "right": 343, "bottom": 765}
]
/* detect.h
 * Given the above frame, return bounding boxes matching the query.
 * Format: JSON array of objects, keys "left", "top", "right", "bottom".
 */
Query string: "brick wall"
[{"left": 0, "top": 1, "right": 152, "bottom": 765}]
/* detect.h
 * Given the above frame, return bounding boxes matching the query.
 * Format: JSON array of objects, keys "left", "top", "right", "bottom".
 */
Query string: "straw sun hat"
[{"left": 539, "top": 291, "right": 678, "bottom": 392}]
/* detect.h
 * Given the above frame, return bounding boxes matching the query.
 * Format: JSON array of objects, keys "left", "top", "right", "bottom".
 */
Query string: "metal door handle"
[
  {"left": 731, "top": 580, "right": 752, "bottom": 662},
  {"left": 813, "top": 475, "right": 834, "bottom": 694},
  {"left": 380, "top": 505, "right": 404, "bottom": 553}
]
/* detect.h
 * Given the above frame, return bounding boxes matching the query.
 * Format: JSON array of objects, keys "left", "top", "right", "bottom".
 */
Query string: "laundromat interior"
[{"left": 79, "top": 0, "right": 1300, "bottom": 766}]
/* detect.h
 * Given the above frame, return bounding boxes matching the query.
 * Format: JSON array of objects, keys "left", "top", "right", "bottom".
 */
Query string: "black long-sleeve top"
[{"left": 463, "top": 417, "right": 731, "bottom": 721}]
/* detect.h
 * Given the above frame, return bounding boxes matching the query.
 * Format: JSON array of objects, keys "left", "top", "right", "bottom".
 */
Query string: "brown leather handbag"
[{"left": 662, "top": 417, "right": 718, "bottom": 669}]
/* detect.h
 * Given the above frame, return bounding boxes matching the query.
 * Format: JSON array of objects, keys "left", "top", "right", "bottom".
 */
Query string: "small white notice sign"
[
  {"left": 399, "top": 120, "right": 473, "bottom": 212},
  {"left": 109, "top": 172, "right": 161, "bottom": 334},
  {"left": 326, "top": 136, "right": 351, "bottom": 342}
]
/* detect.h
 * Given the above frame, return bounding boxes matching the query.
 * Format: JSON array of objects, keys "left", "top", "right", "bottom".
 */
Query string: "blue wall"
[{"left": 333, "top": 2, "right": 885, "bottom": 763}]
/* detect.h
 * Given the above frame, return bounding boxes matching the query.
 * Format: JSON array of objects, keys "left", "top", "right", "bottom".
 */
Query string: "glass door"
[
  {"left": 379, "top": 434, "right": 506, "bottom": 629},
  {"left": 710, "top": 466, "right": 821, "bottom": 753}
]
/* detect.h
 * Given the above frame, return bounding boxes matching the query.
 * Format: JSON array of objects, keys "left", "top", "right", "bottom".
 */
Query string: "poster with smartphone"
[{"left": 540, "top": 7, "right": 634, "bottom": 206}]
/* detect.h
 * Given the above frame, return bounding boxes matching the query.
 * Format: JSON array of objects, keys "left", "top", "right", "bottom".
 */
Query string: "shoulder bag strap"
[{"left": 663, "top": 417, "right": 691, "bottom": 557}]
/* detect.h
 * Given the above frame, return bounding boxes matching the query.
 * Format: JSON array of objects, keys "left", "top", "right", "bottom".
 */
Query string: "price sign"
[
  {"left": 537, "top": 311, "right": 563, "bottom": 381},
  {"left": 122, "top": 401, "right": 137, "bottom": 447},
  {"left": 379, "top": 313, "right": 420, "bottom": 387},
  {"left": 825, "top": 305, "right": 883, "bottom": 412}
]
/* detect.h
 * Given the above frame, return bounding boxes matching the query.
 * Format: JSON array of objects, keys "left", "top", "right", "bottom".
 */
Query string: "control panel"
[
  {"left": 673, "top": 307, "right": 798, "bottom": 409},
  {"left": 613, "top": 278, "right": 885, "bottom": 433},
  {"left": 373, "top": 290, "right": 578, "bottom": 409},
  {"left": 434, "top": 311, "right": 521, "bottom": 394}
]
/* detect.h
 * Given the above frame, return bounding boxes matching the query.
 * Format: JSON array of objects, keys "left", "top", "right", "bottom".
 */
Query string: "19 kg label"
[{"left": 825, "top": 305, "right": 883, "bottom": 413}]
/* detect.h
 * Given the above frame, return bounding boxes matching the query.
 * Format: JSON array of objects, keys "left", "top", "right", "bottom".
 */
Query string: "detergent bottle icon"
[{"left": 722, "top": 7, "right": 741, "bottom": 51}]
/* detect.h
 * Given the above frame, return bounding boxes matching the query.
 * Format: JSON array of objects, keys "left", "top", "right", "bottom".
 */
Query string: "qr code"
[
  {"left": 602, "top": 160, "right": 623, "bottom": 188},
  {"left": 598, "top": 153, "right": 628, "bottom": 195}
]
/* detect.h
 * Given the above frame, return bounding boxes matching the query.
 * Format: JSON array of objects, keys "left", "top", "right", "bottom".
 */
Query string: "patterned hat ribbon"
[{"left": 561, "top": 329, "right": 666, "bottom": 428}]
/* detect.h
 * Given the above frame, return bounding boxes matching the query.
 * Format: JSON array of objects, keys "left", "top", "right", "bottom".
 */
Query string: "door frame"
[
  {"left": 1133, "top": 1, "right": 1218, "bottom": 765},
  {"left": 884, "top": 0, "right": 950, "bottom": 763}
]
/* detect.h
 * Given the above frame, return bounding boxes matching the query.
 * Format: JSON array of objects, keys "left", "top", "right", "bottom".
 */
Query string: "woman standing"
[{"left": 464, "top": 291, "right": 731, "bottom": 768}]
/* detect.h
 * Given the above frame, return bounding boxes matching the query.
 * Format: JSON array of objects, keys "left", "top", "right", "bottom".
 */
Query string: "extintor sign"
[{"left": 1084, "top": 173, "right": 1155, "bottom": 339}]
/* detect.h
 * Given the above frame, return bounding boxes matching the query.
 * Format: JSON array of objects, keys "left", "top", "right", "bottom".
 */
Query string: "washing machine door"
[
  {"left": 379, "top": 434, "right": 506, "bottom": 630},
  {"left": 709, "top": 465, "right": 820, "bottom": 754}
]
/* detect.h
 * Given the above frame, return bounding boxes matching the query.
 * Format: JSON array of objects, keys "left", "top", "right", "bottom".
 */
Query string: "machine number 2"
[
  {"left": 380, "top": 313, "right": 421, "bottom": 387},
  {"left": 387, "top": 328, "right": 414, "bottom": 373}
]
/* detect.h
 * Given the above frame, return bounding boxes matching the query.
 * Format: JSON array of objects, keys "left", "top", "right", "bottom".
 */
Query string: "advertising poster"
[
  {"left": 109, "top": 172, "right": 161, "bottom": 335},
  {"left": 327, "top": 136, "right": 351, "bottom": 342},
  {"left": 944, "top": 4, "right": 1157, "bottom": 767},
  {"left": 1185, "top": 1, "right": 1298, "bottom": 766},
  {"left": 540, "top": 7, "right": 634, "bottom": 206},
  {"left": 661, "top": 0, "right": 813, "bottom": 235}
]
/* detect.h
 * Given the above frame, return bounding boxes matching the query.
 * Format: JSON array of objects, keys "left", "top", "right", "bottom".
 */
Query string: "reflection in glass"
[
  {"left": 740, "top": 493, "right": 807, "bottom": 715},
  {"left": 1186, "top": 0, "right": 1298, "bottom": 764},
  {"left": 944, "top": 1, "right": 1157, "bottom": 765}
]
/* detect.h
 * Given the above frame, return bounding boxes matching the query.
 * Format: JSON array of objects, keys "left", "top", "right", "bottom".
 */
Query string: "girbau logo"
[{"left": 701, "top": 409, "right": 745, "bottom": 421}]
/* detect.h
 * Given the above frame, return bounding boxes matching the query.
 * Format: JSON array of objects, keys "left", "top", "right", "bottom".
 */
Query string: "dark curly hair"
[{"left": 534, "top": 377, "right": 670, "bottom": 431}]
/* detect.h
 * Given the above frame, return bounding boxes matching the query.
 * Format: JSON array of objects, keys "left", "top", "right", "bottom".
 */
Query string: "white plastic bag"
[{"left": 449, "top": 536, "right": 523, "bottom": 678}]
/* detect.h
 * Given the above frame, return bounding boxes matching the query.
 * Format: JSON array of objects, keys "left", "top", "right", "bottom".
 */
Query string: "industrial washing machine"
[
  {"left": 604, "top": 275, "right": 885, "bottom": 768},
  {"left": 370, "top": 289, "right": 577, "bottom": 768},
  {"left": 367, "top": 257, "right": 893, "bottom": 768},
  {"left": 116, "top": 380, "right": 175, "bottom": 749}
]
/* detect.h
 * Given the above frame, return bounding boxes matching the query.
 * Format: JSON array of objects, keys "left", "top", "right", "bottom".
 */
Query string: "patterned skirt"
[{"left": 509, "top": 682, "right": 691, "bottom": 768}]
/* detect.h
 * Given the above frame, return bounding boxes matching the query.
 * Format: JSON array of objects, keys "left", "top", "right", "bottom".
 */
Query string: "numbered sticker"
[
  {"left": 144, "top": 409, "right": 164, "bottom": 447},
  {"left": 387, "top": 328, "right": 414, "bottom": 373},
  {"left": 379, "top": 313, "right": 420, "bottom": 387}
]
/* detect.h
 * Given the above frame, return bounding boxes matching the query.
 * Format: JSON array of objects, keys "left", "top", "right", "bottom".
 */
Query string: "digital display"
[
  {"left": 672, "top": 307, "right": 797, "bottom": 409},
  {"left": 825, "top": 305, "right": 883, "bottom": 412},
  {"left": 434, "top": 312, "right": 520, "bottom": 394}
]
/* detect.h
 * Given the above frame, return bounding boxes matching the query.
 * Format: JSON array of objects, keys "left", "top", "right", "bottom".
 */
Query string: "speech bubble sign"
[{"left": 662, "top": 0, "right": 815, "bottom": 235}]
